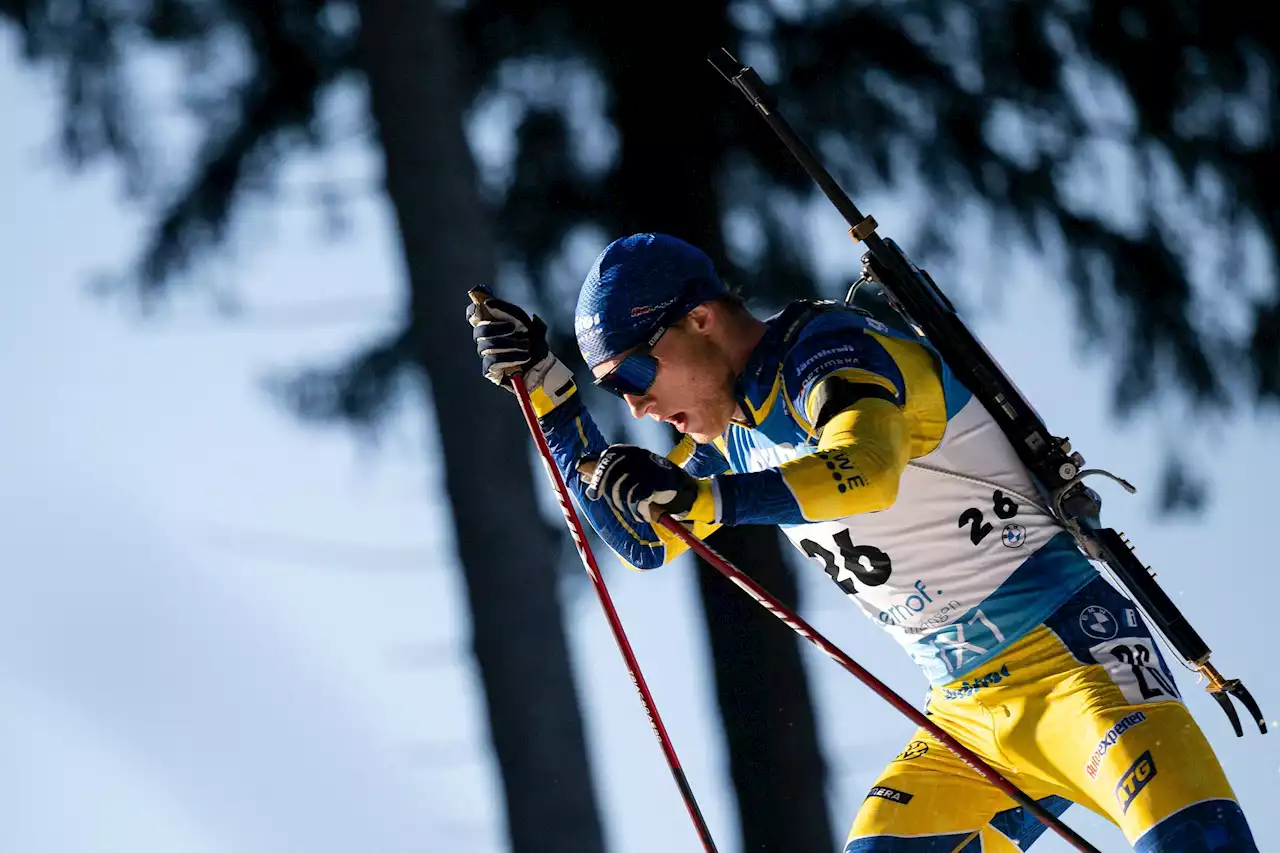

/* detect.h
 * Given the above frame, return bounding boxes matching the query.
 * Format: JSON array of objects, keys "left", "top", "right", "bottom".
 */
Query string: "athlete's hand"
[
  {"left": 580, "top": 445, "right": 715, "bottom": 525},
  {"left": 467, "top": 288, "right": 575, "bottom": 413},
  {"left": 467, "top": 289, "right": 551, "bottom": 387}
]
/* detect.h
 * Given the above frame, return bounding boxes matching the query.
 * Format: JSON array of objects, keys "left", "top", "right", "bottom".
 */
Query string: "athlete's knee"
[
  {"left": 1133, "top": 799, "right": 1258, "bottom": 853},
  {"left": 845, "top": 827, "right": 1016, "bottom": 852},
  {"left": 844, "top": 784, "right": 982, "bottom": 852},
  {"left": 845, "top": 832, "right": 975, "bottom": 852},
  {"left": 844, "top": 792, "right": 1029, "bottom": 853}
]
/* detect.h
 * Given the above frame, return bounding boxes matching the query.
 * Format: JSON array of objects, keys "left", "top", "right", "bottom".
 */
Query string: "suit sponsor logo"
[
  {"left": 866, "top": 785, "right": 914, "bottom": 805},
  {"left": 941, "top": 663, "right": 1011, "bottom": 700},
  {"left": 1116, "top": 750, "right": 1157, "bottom": 814},
  {"left": 894, "top": 741, "right": 929, "bottom": 762},
  {"left": 1084, "top": 711, "right": 1148, "bottom": 780}
]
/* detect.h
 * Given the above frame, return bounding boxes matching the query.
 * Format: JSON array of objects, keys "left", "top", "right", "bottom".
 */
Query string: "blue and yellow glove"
[
  {"left": 466, "top": 291, "right": 576, "bottom": 417},
  {"left": 582, "top": 445, "right": 718, "bottom": 525}
]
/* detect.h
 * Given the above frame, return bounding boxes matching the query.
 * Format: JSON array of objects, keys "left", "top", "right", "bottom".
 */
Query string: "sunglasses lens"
[{"left": 598, "top": 354, "right": 659, "bottom": 398}]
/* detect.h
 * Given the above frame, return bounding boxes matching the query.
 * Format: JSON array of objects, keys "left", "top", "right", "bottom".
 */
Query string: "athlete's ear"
[{"left": 683, "top": 303, "right": 715, "bottom": 335}]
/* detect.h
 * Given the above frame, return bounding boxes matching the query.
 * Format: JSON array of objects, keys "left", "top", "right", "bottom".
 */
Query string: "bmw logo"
[
  {"left": 1001, "top": 523, "right": 1026, "bottom": 548},
  {"left": 1079, "top": 605, "right": 1118, "bottom": 640}
]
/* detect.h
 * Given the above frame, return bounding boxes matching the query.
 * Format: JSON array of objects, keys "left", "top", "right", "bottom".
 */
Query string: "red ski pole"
[
  {"left": 468, "top": 289, "right": 719, "bottom": 853},
  {"left": 656, "top": 516, "right": 1102, "bottom": 853}
]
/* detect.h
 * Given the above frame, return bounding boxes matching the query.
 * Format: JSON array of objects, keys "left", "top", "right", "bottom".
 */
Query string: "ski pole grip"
[{"left": 468, "top": 286, "right": 494, "bottom": 319}]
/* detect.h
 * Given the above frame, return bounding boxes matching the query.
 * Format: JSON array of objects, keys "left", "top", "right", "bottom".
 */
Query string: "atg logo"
[{"left": 1115, "top": 750, "right": 1157, "bottom": 814}]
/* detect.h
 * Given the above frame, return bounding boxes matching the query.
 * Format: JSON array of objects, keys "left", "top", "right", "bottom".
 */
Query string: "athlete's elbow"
[
  {"left": 865, "top": 470, "right": 902, "bottom": 512},
  {"left": 825, "top": 456, "right": 904, "bottom": 517},
  {"left": 619, "top": 542, "right": 665, "bottom": 571}
]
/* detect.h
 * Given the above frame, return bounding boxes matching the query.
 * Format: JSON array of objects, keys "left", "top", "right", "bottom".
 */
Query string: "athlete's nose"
[{"left": 623, "top": 392, "right": 651, "bottom": 419}]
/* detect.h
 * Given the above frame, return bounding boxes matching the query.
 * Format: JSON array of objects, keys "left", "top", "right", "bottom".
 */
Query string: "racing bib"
[{"left": 778, "top": 399, "right": 1096, "bottom": 682}]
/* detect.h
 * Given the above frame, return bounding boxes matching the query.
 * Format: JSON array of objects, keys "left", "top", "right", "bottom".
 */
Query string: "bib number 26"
[
  {"left": 799, "top": 529, "right": 892, "bottom": 596},
  {"left": 958, "top": 489, "right": 1020, "bottom": 546}
]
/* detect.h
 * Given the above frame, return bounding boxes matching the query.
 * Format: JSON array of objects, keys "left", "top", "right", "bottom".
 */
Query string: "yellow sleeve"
[{"left": 775, "top": 394, "right": 911, "bottom": 520}]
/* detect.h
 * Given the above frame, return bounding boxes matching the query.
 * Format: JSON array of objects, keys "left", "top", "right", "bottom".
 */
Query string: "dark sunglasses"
[{"left": 593, "top": 323, "right": 671, "bottom": 399}]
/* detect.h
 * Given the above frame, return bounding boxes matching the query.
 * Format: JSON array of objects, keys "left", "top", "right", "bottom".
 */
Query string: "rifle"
[{"left": 708, "top": 47, "right": 1265, "bottom": 737}]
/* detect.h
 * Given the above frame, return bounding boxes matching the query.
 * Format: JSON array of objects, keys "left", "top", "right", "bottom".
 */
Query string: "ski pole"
[
  {"left": 654, "top": 515, "right": 1103, "bottom": 853},
  {"left": 468, "top": 288, "right": 720, "bottom": 853}
]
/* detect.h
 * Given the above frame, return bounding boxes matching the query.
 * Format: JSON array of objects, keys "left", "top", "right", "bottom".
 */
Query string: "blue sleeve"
[
  {"left": 538, "top": 394, "right": 670, "bottom": 569},
  {"left": 717, "top": 311, "right": 908, "bottom": 526},
  {"left": 670, "top": 434, "right": 732, "bottom": 478}
]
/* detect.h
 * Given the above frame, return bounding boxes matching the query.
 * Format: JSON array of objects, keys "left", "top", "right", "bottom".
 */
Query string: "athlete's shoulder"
[
  {"left": 774, "top": 298, "right": 909, "bottom": 344},
  {"left": 772, "top": 300, "right": 906, "bottom": 400}
]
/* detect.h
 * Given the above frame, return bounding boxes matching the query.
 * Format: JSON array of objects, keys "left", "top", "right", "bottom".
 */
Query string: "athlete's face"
[{"left": 592, "top": 304, "right": 739, "bottom": 444}]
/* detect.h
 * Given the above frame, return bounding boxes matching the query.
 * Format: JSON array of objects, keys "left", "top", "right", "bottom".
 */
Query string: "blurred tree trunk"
[
  {"left": 356, "top": 2, "right": 608, "bottom": 851},
  {"left": 592, "top": 7, "right": 838, "bottom": 849}
]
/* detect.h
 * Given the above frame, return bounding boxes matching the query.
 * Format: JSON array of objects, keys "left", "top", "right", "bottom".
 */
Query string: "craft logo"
[
  {"left": 1084, "top": 712, "right": 1147, "bottom": 779},
  {"left": 894, "top": 741, "right": 929, "bottom": 762},
  {"left": 574, "top": 312, "right": 601, "bottom": 333},
  {"left": 1115, "top": 750, "right": 1157, "bottom": 814},
  {"left": 865, "top": 785, "right": 914, "bottom": 805}
]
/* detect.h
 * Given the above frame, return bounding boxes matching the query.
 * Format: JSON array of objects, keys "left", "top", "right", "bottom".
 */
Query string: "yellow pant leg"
[
  {"left": 971, "top": 577, "right": 1260, "bottom": 851},
  {"left": 1062, "top": 700, "right": 1238, "bottom": 843},
  {"left": 847, "top": 578, "right": 1258, "bottom": 851},
  {"left": 998, "top": 633, "right": 1253, "bottom": 849},
  {"left": 844, "top": 708, "right": 1065, "bottom": 852}
]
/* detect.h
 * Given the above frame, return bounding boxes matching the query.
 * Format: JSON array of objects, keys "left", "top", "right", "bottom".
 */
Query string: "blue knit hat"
[{"left": 575, "top": 233, "right": 727, "bottom": 369}]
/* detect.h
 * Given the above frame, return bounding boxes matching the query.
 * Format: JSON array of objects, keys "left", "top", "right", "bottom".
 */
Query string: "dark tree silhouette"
[{"left": 0, "top": 2, "right": 608, "bottom": 851}]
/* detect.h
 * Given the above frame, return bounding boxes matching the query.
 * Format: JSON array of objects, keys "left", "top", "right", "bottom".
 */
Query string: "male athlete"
[{"left": 466, "top": 232, "right": 1258, "bottom": 851}]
